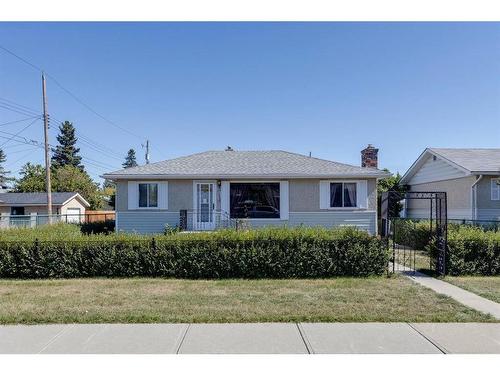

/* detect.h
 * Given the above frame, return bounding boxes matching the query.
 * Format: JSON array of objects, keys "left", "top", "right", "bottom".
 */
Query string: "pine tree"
[
  {"left": 122, "top": 149, "right": 138, "bottom": 168},
  {"left": 51, "top": 121, "right": 83, "bottom": 170},
  {"left": 0, "top": 149, "right": 13, "bottom": 188}
]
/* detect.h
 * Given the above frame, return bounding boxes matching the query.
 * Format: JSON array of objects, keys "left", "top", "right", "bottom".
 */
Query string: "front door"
[{"left": 194, "top": 182, "right": 215, "bottom": 230}]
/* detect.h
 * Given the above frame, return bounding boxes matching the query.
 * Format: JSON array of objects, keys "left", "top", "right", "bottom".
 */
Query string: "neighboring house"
[
  {"left": 400, "top": 148, "right": 500, "bottom": 221},
  {"left": 0, "top": 192, "right": 90, "bottom": 226},
  {"left": 102, "top": 146, "right": 390, "bottom": 234}
]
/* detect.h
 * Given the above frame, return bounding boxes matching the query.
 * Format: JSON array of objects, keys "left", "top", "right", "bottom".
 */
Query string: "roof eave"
[{"left": 101, "top": 172, "right": 390, "bottom": 180}]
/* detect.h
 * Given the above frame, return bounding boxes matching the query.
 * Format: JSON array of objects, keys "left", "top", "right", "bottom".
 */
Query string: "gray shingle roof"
[
  {"left": 0, "top": 192, "right": 85, "bottom": 206},
  {"left": 103, "top": 150, "right": 389, "bottom": 179},
  {"left": 430, "top": 148, "right": 500, "bottom": 173}
]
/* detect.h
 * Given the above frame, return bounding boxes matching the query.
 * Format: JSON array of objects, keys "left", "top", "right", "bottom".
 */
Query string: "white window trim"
[
  {"left": 320, "top": 180, "right": 368, "bottom": 210},
  {"left": 492, "top": 178, "right": 500, "bottom": 201},
  {"left": 227, "top": 180, "right": 285, "bottom": 220},
  {"left": 133, "top": 181, "right": 168, "bottom": 210}
]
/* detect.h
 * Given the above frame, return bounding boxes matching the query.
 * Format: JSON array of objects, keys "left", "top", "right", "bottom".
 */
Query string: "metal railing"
[
  {"left": 0, "top": 213, "right": 115, "bottom": 229},
  {"left": 180, "top": 209, "right": 238, "bottom": 231},
  {"left": 447, "top": 218, "right": 500, "bottom": 232}
]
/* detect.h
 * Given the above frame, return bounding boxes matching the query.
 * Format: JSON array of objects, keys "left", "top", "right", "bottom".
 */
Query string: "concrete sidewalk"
[
  {"left": 394, "top": 264, "right": 500, "bottom": 319},
  {"left": 1, "top": 323, "right": 499, "bottom": 354}
]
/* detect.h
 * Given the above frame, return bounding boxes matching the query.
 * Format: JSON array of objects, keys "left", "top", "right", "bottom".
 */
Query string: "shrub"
[
  {"left": 393, "top": 219, "right": 431, "bottom": 250},
  {"left": 0, "top": 227, "right": 388, "bottom": 279},
  {"left": 80, "top": 220, "right": 115, "bottom": 235},
  {"left": 443, "top": 226, "right": 500, "bottom": 276},
  {"left": 0, "top": 222, "right": 82, "bottom": 241}
]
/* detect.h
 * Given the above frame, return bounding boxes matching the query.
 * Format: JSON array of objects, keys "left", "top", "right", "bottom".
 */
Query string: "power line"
[
  {"left": 0, "top": 44, "right": 146, "bottom": 142},
  {"left": 0, "top": 103, "right": 39, "bottom": 117},
  {"left": 0, "top": 97, "right": 40, "bottom": 115},
  {"left": 0, "top": 117, "right": 40, "bottom": 148},
  {"left": 0, "top": 115, "right": 41, "bottom": 127}
]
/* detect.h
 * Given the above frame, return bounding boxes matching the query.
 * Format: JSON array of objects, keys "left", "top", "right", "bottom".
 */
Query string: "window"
[
  {"left": 10, "top": 207, "right": 25, "bottom": 216},
  {"left": 230, "top": 183, "right": 280, "bottom": 218},
  {"left": 330, "top": 182, "right": 357, "bottom": 208},
  {"left": 138, "top": 183, "right": 158, "bottom": 208},
  {"left": 492, "top": 178, "right": 500, "bottom": 201}
]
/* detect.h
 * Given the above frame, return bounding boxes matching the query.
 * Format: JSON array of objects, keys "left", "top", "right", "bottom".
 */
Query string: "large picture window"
[
  {"left": 330, "top": 182, "right": 357, "bottom": 208},
  {"left": 230, "top": 183, "right": 280, "bottom": 218},
  {"left": 138, "top": 183, "right": 158, "bottom": 208}
]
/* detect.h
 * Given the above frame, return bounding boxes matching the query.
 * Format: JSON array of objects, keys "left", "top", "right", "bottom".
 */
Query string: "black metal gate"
[{"left": 381, "top": 191, "right": 448, "bottom": 276}]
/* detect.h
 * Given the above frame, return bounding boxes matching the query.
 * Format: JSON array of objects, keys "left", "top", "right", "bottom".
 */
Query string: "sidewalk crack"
[
  {"left": 175, "top": 324, "right": 190, "bottom": 354},
  {"left": 407, "top": 323, "right": 448, "bottom": 354},
  {"left": 296, "top": 323, "right": 314, "bottom": 354}
]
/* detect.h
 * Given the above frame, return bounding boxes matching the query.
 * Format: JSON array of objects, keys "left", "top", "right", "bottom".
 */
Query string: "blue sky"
[{"left": 1, "top": 22, "right": 499, "bottom": 182}]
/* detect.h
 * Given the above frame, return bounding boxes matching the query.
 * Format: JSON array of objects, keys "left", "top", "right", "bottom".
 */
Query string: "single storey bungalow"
[
  {"left": 0, "top": 192, "right": 90, "bottom": 227},
  {"left": 103, "top": 146, "right": 390, "bottom": 234},
  {"left": 401, "top": 148, "right": 500, "bottom": 221}
]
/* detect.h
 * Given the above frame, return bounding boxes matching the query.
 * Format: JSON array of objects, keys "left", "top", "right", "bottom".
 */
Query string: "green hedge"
[
  {"left": 393, "top": 220, "right": 500, "bottom": 275},
  {"left": 393, "top": 219, "right": 431, "bottom": 250},
  {"left": 0, "top": 227, "right": 388, "bottom": 279},
  {"left": 79, "top": 220, "right": 115, "bottom": 235},
  {"left": 445, "top": 226, "right": 500, "bottom": 276}
]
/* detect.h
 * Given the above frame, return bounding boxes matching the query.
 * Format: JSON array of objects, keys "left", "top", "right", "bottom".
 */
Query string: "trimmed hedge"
[
  {"left": 79, "top": 220, "right": 116, "bottom": 235},
  {"left": 393, "top": 220, "right": 500, "bottom": 275},
  {"left": 0, "top": 227, "right": 388, "bottom": 279},
  {"left": 445, "top": 226, "right": 500, "bottom": 276},
  {"left": 393, "top": 219, "right": 431, "bottom": 250}
]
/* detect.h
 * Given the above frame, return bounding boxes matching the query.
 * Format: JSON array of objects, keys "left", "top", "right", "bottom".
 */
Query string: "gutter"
[{"left": 470, "top": 175, "right": 483, "bottom": 220}]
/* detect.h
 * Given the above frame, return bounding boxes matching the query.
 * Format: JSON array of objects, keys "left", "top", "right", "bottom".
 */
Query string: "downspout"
[{"left": 470, "top": 175, "right": 483, "bottom": 221}]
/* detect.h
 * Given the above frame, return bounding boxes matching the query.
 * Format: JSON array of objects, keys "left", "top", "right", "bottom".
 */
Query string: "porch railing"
[{"left": 180, "top": 209, "right": 238, "bottom": 231}]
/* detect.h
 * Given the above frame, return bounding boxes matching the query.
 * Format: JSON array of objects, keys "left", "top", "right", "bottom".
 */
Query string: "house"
[
  {"left": 0, "top": 192, "right": 90, "bottom": 226},
  {"left": 102, "top": 146, "right": 390, "bottom": 234},
  {"left": 400, "top": 148, "right": 500, "bottom": 221}
]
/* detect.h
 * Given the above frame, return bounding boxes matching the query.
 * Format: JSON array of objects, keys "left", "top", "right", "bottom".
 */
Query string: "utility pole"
[
  {"left": 145, "top": 140, "right": 150, "bottom": 164},
  {"left": 42, "top": 72, "right": 53, "bottom": 222}
]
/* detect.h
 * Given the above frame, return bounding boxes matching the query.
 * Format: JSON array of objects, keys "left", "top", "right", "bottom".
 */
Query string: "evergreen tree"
[
  {"left": 51, "top": 121, "right": 83, "bottom": 170},
  {"left": 0, "top": 149, "right": 14, "bottom": 188},
  {"left": 122, "top": 149, "right": 138, "bottom": 168}
]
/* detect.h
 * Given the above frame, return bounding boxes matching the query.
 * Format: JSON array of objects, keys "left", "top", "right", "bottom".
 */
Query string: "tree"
[
  {"left": 14, "top": 162, "right": 47, "bottom": 192},
  {"left": 51, "top": 121, "right": 83, "bottom": 170},
  {"left": 377, "top": 168, "right": 407, "bottom": 218},
  {"left": 14, "top": 163, "right": 103, "bottom": 210},
  {"left": 102, "top": 179, "right": 116, "bottom": 209},
  {"left": 0, "top": 149, "right": 14, "bottom": 188},
  {"left": 52, "top": 165, "right": 103, "bottom": 210},
  {"left": 122, "top": 149, "right": 138, "bottom": 169}
]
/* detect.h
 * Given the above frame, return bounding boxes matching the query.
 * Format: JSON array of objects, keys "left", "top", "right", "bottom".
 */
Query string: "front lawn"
[
  {"left": 445, "top": 276, "right": 500, "bottom": 303},
  {"left": 0, "top": 276, "right": 496, "bottom": 324}
]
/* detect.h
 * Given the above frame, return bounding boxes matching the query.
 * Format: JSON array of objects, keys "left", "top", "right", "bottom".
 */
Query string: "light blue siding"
[
  {"left": 116, "top": 211, "right": 179, "bottom": 234},
  {"left": 289, "top": 211, "right": 376, "bottom": 234},
  {"left": 116, "top": 211, "right": 377, "bottom": 235}
]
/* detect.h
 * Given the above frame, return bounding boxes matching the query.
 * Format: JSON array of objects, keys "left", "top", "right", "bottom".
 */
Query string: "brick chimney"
[{"left": 361, "top": 144, "right": 378, "bottom": 168}]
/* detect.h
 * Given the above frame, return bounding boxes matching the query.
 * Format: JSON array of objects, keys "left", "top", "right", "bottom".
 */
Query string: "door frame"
[{"left": 192, "top": 180, "right": 217, "bottom": 230}]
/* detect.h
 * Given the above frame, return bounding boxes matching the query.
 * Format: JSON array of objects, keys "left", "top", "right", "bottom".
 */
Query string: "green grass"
[
  {"left": 445, "top": 276, "right": 500, "bottom": 303},
  {"left": 0, "top": 276, "right": 496, "bottom": 324}
]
